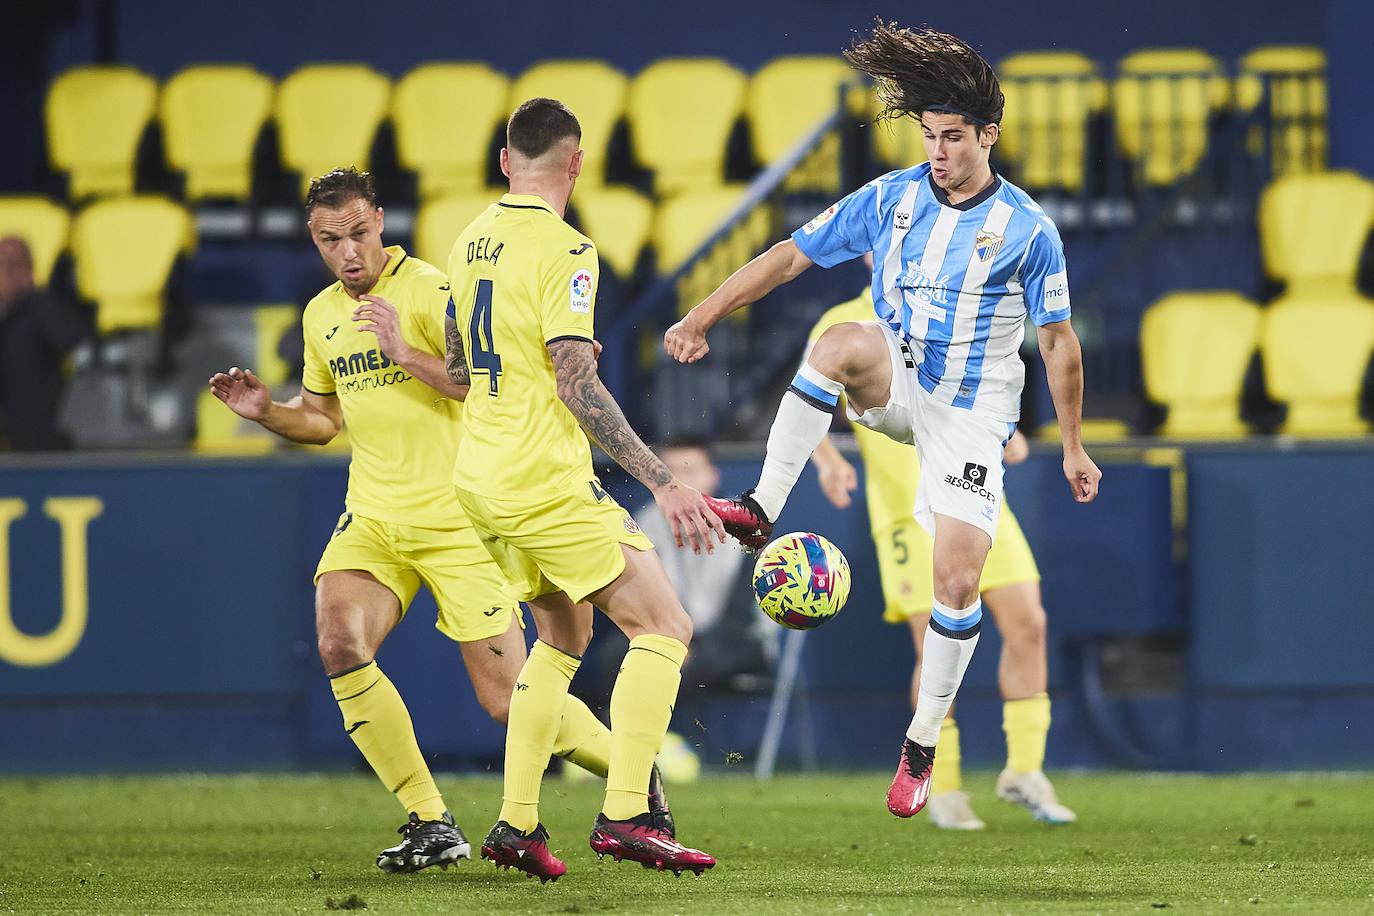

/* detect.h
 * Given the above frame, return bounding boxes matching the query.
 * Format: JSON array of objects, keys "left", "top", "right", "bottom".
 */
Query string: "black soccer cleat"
[
  {"left": 480, "top": 820, "right": 567, "bottom": 883},
  {"left": 702, "top": 489, "right": 773, "bottom": 551},
  {"left": 648, "top": 762, "right": 675, "bottom": 838},
  {"left": 589, "top": 812, "right": 714, "bottom": 876},
  {"left": 377, "top": 811, "right": 471, "bottom": 873}
]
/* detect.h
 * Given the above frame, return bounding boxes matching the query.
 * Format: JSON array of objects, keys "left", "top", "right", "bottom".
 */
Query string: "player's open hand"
[
  {"left": 816, "top": 455, "right": 858, "bottom": 509},
  {"left": 354, "top": 295, "right": 413, "bottom": 363},
  {"left": 664, "top": 316, "right": 709, "bottom": 364},
  {"left": 653, "top": 477, "right": 727, "bottom": 555},
  {"left": 207, "top": 366, "right": 270, "bottom": 420},
  {"left": 1063, "top": 446, "right": 1101, "bottom": 503}
]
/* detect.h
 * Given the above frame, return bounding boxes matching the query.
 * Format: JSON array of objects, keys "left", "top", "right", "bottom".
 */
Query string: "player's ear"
[
  {"left": 569, "top": 148, "right": 584, "bottom": 181},
  {"left": 499, "top": 148, "right": 511, "bottom": 179},
  {"left": 375, "top": 206, "right": 385, "bottom": 235},
  {"left": 981, "top": 122, "right": 999, "bottom": 149}
]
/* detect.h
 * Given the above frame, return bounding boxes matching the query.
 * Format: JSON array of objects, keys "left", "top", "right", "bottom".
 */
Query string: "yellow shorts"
[
  {"left": 875, "top": 503, "right": 1040, "bottom": 623},
  {"left": 315, "top": 511, "right": 521, "bottom": 643},
  {"left": 454, "top": 477, "right": 655, "bottom": 604}
]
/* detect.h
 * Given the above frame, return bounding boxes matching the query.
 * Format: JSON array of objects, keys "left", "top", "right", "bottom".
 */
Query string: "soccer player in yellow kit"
[
  {"left": 445, "top": 98, "right": 721, "bottom": 881},
  {"left": 808, "top": 291, "right": 1076, "bottom": 828},
  {"left": 208, "top": 168, "right": 632, "bottom": 874}
]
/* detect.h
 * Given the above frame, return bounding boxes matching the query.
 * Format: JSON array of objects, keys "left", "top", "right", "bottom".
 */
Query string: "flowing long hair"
[{"left": 844, "top": 20, "right": 1004, "bottom": 130}]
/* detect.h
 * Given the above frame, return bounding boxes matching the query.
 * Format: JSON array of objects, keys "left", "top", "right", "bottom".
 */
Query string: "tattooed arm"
[
  {"left": 548, "top": 338, "right": 725, "bottom": 553},
  {"left": 444, "top": 309, "right": 471, "bottom": 391}
]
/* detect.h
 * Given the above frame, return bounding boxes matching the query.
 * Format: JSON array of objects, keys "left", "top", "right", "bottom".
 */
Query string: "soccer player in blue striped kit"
[{"left": 665, "top": 22, "right": 1101, "bottom": 817}]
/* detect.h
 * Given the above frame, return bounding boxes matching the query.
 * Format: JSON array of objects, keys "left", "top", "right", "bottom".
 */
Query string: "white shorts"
[{"left": 847, "top": 322, "right": 1014, "bottom": 542}]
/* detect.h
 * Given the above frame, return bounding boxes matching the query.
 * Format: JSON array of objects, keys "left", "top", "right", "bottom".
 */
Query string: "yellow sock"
[
  {"left": 930, "top": 717, "right": 963, "bottom": 795},
  {"left": 603, "top": 634, "right": 687, "bottom": 821},
  {"left": 330, "top": 661, "right": 445, "bottom": 821},
  {"left": 1003, "top": 693, "right": 1051, "bottom": 773},
  {"left": 553, "top": 694, "right": 611, "bottom": 779},
  {"left": 499, "top": 640, "right": 581, "bottom": 833}
]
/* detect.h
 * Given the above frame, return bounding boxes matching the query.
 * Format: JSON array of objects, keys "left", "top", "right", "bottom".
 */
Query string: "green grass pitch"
[{"left": 3, "top": 770, "right": 1372, "bottom": 914}]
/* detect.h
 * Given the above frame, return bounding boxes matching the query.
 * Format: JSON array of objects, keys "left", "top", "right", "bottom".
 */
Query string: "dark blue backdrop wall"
[{"left": 1, "top": 445, "right": 1370, "bottom": 775}]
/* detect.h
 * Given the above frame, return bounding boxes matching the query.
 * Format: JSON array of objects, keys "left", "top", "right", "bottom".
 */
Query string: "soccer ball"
[{"left": 751, "top": 531, "right": 851, "bottom": 630}]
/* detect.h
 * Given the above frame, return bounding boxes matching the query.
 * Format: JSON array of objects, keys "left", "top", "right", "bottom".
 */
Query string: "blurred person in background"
[
  {"left": 665, "top": 22, "right": 1100, "bottom": 819},
  {"left": 0, "top": 236, "right": 92, "bottom": 450},
  {"left": 632, "top": 435, "right": 775, "bottom": 694},
  {"left": 208, "top": 167, "right": 632, "bottom": 874}
]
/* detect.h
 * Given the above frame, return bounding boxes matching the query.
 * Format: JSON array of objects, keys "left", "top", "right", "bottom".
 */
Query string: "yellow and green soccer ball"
[{"left": 751, "top": 531, "right": 850, "bottom": 629}]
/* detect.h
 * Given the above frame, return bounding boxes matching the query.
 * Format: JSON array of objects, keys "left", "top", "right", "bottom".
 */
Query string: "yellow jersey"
[
  {"left": 809, "top": 293, "right": 922, "bottom": 532},
  {"left": 302, "top": 245, "right": 465, "bottom": 528},
  {"left": 447, "top": 193, "right": 599, "bottom": 498}
]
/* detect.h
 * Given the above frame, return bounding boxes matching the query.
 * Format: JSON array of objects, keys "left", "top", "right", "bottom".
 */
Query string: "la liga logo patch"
[{"left": 569, "top": 269, "right": 594, "bottom": 313}]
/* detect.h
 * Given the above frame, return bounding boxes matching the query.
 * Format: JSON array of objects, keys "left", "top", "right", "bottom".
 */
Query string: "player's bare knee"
[
  {"left": 477, "top": 686, "right": 511, "bottom": 726},
  {"left": 808, "top": 322, "right": 873, "bottom": 383},
  {"left": 317, "top": 631, "right": 371, "bottom": 674},
  {"left": 932, "top": 570, "right": 981, "bottom": 610}
]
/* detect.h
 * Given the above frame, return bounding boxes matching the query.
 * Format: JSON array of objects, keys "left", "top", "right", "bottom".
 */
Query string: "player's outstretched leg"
[
  {"left": 377, "top": 812, "right": 471, "bottom": 873},
  {"left": 481, "top": 821, "right": 567, "bottom": 883},
  {"left": 887, "top": 738, "right": 936, "bottom": 817},
  {"left": 702, "top": 490, "right": 772, "bottom": 551}
]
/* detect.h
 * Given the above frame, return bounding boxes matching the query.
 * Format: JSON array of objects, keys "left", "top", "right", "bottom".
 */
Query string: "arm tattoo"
[
  {"left": 445, "top": 312, "right": 470, "bottom": 386},
  {"left": 548, "top": 339, "right": 672, "bottom": 489}
]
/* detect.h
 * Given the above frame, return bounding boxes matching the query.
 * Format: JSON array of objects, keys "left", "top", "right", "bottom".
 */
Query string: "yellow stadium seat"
[
  {"left": 510, "top": 60, "right": 628, "bottom": 188},
  {"left": 1140, "top": 291, "right": 1262, "bottom": 438},
  {"left": 45, "top": 66, "right": 158, "bottom": 200},
  {"left": 1258, "top": 170, "right": 1374, "bottom": 296},
  {"left": 193, "top": 388, "right": 276, "bottom": 454},
  {"left": 747, "top": 55, "right": 855, "bottom": 192},
  {"left": 0, "top": 196, "right": 69, "bottom": 287},
  {"left": 70, "top": 195, "right": 195, "bottom": 335},
  {"left": 1260, "top": 293, "right": 1374, "bottom": 436},
  {"left": 1113, "top": 49, "right": 1230, "bottom": 186},
  {"left": 1035, "top": 417, "right": 1133, "bottom": 443},
  {"left": 997, "top": 51, "right": 1108, "bottom": 192},
  {"left": 1235, "top": 45, "right": 1327, "bottom": 176},
  {"left": 252, "top": 304, "right": 303, "bottom": 388},
  {"left": 627, "top": 58, "right": 748, "bottom": 194},
  {"left": 412, "top": 192, "right": 498, "bottom": 268},
  {"left": 276, "top": 64, "right": 391, "bottom": 199},
  {"left": 869, "top": 109, "right": 929, "bottom": 170},
  {"left": 653, "top": 185, "right": 774, "bottom": 316},
  {"left": 393, "top": 63, "right": 508, "bottom": 200},
  {"left": 160, "top": 65, "right": 275, "bottom": 202},
  {"left": 570, "top": 187, "right": 653, "bottom": 279}
]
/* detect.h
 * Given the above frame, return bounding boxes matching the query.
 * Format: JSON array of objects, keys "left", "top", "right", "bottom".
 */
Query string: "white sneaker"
[
  {"left": 996, "top": 769, "right": 1077, "bottom": 824},
  {"left": 926, "top": 790, "right": 986, "bottom": 830}
]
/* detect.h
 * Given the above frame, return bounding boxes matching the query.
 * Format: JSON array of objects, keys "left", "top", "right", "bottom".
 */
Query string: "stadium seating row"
[
  {"left": 1142, "top": 290, "right": 1374, "bottom": 437},
  {"left": 2, "top": 169, "right": 1367, "bottom": 341},
  {"left": 43, "top": 45, "right": 1325, "bottom": 209}
]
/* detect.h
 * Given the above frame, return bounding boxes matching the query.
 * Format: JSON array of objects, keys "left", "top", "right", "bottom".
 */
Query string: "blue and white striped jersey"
[{"left": 791, "top": 161, "right": 1070, "bottom": 421}]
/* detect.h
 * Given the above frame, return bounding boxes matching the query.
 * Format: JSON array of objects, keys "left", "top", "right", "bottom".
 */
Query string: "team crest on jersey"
[
  {"left": 622, "top": 515, "right": 641, "bottom": 535},
  {"left": 975, "top": 229, "right": 1004, "bottom": 262},
  {"left": 802, "top": 204, "right": 838, "bottom": 234},
  {"left": 569, "top": 269, "right": 594, "bottom": 314}
]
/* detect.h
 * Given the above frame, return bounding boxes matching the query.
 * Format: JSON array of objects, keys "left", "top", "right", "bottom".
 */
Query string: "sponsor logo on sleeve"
[
  {"left": 569, "top": 269, "right": 594, "bottom": 314},
  {"left": 802, "top": 203, "right": 838, "bottom": 234},
  {"left": 1042, "top": 270, "right": 1070, "bottom": 313}
]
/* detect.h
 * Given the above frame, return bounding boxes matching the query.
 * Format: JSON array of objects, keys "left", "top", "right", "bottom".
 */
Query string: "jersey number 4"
[{"left": 469, "top": 278, "right": 502, "bottom": 395}]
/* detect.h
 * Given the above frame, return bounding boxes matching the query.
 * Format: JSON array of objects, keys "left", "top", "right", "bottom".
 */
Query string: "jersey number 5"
[{"left": 468, "top": 278, "right": 502, "bottom": 395}]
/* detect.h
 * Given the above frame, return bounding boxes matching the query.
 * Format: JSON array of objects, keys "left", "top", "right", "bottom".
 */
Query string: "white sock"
[
  {"left": 752, "top": 364, "right": 844, "bottom": 521},
  {"left": 906, "top": 599, "right": 983, "bottom": 746}
]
